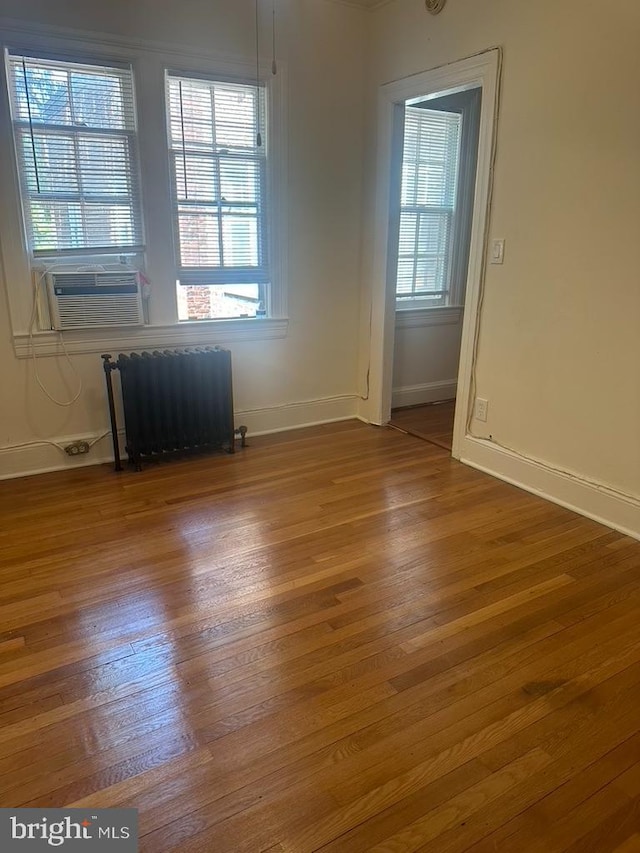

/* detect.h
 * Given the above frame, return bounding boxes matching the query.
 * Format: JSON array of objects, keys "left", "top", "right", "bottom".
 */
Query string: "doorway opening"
[
  {"left": 387, "top": 87, "right": 481, "bottom": 451},
  {"left": 361, "top": 49, "right": 501, "bottom": 462}
]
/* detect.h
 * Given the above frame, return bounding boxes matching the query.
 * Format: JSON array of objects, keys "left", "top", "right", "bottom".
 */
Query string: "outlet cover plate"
[
  {"left": 491, "top": 239, "right": 505, "bottom": 264},
  {"left": 475, "top": 398, "right": 489, "bottom": 422}
]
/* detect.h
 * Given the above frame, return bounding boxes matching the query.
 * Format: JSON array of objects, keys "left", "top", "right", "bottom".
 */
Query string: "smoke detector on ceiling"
[{"left": 425, "top": 0, "right": 447, "bottom": 13}]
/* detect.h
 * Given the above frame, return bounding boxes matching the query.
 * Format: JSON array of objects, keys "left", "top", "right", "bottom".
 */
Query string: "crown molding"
[
  {"left": 313, "top": 0, "right": 395, "bottom": 10},
  {"left": 0, "top": 17, "right": 279, "bottom": 70}
]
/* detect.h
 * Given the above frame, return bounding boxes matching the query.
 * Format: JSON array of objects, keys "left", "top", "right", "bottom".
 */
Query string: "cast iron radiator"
[{"left": 102, "top": 348, "right": 247, "bottom": 471}]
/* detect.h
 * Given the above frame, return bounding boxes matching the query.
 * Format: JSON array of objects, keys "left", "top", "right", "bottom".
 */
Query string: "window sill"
[
  {"left": 395, "top": 305, "right": 463, "bottom": 329},
  {"left": 13, "top": 317, "right": 289, "bottom": 359}
]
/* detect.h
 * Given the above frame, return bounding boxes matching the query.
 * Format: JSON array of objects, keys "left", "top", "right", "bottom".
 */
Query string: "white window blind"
[
  {"left": 7, "top": 53, "right": 143, "bottom": 257},
  {"left": 166, "top": 73, "right": 268, "bottom": 287},
  {"left": 396, "top": 106, "right": 461, "bottom": 304}
]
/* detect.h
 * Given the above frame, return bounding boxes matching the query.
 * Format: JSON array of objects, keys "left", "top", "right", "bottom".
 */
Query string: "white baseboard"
[
  {"left": 392, "top": 380, "right": 457, "bottom": 409},
  {"left": 460, "top": 435, "right": 640, "bottom": 541},
  {"left": 0, "top": 435, "right": 118, "bottom": 481},
  {"left": 0, "top": 395, "right": 360, "bottom": 480},
  {"left": 235, "top": 395, "right": 359, "bottom": 436}
]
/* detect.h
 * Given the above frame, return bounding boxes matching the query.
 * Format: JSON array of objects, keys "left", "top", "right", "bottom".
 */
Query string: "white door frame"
[{"left": 362, "top": 48, "right": 502, "bottom": 461}]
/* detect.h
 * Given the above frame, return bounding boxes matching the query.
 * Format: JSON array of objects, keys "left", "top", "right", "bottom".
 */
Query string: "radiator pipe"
[{"left": 102, "top": 354, "right": 123, "bottom": 472}]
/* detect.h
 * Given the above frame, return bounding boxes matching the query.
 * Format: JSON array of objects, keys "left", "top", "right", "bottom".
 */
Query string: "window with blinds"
[
  {"left": 7, "top": 53, "right": 143, "bottom": 257},
  {"left": 166, "top": 73, "right": 268, "bottom": 300},
  {"left": 396, "top": 106, "right": 462, "bottom": 305}
]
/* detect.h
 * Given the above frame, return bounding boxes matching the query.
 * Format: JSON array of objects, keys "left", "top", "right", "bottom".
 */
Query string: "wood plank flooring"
[
  {"left": 1, "top": 420, "right": 640, "bottom": 851},
  {"left": 389, "top": 400, "right": 456, "bottom": 450}
]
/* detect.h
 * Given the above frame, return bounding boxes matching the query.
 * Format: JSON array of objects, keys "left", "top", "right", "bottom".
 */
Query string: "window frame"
[
  {"left": 393, "top": 88, "right": 481, "bottom": 313},
  {"left": 165, "top": 70, "right": 270, "bottom": 320},
  {"left": 0, "top": 22, "right": 288, "bottom": 350},
  {"left": 7, "top": 50, "right": 145, "bottom": 259},
  {"left": 395, "top": 104, "right": 462, "bottom": 309}
]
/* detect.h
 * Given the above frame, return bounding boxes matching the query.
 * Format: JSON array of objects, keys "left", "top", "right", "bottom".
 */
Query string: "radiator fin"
[{"left": 114, "top": 347, "right": 235, "bottom": 468}]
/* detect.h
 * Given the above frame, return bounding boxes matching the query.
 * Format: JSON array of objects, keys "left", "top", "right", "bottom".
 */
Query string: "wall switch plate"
[
  {"left": 491, "top": 239, "right": 505, "bottom": 264},
  {"left": 475, "top": 398, "right": 489, "bottom": 422}
]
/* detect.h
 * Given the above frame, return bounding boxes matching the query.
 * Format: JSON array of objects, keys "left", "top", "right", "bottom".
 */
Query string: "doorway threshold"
[{"left": 388, "top": 400, "right": 455, "bottom": 451}]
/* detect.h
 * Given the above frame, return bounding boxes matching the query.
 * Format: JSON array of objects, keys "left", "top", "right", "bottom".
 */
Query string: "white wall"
[
  {"left": 362, "top": 0, "right": 640, "bottom": 520},
  {"left": 0, "top": 0, "right": 367, "bottom": 478},
  {"left": 392, "top": 314, "right": 462, "bottom": 408}
]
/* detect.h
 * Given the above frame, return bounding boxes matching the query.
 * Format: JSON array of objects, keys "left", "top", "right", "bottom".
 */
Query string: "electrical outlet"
[
  {"left": 490, "top": 239, "right": 505, "bottom": 265},
  {"left": 64, "top": 440, "right": 90, "bottom": 456},
  {"left": 475, "top": 398, "right": 489, "bottom": 423}
]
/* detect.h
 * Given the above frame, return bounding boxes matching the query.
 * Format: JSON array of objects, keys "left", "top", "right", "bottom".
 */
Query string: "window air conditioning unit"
[{"left": 46, "top": 270, "right": 145, "bottom": 331}]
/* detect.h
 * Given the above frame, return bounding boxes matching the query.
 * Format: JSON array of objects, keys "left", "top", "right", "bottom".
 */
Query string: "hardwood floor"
[
  {"left": 1, "top": 420, "right": 640, "bottom": 851},
  {"left": 389, "top": 400, "right": 456, "bottom": 450}
]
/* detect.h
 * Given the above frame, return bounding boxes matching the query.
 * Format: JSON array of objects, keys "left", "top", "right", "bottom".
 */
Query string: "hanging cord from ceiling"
[
  {"left": 178, "top": 80, "right": 189, "bottom": 200},
  {"left": 272, "top": 0, "right": 278, "bottom": 76},
  {"left": 255, "top": 0, "right": 262, "bottom": 147},
  {"left": 21, "top": 57, "right": 41, "bottom": 194},
  {"left": 255, "top": 0, "right": 278, "bottom": 146}
]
